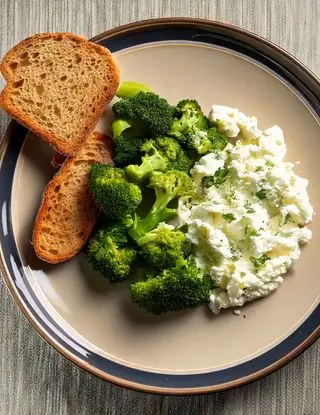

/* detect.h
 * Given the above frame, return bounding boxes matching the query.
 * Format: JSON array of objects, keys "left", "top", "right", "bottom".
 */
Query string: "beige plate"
[{"left": 1, "top": 19, "right": 319, "bottom": 394}]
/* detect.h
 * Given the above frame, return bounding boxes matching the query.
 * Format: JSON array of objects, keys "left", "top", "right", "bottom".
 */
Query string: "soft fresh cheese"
[{"left": 178, "top": 105, "right": 313, "bottom": 314}]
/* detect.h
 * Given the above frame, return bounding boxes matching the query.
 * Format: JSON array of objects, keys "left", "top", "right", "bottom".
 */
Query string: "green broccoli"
[
  {"left": 184, "top": 126, "right": 229, "bottom": 155},
  {"left": 88, "top": 223, "right": 137, "bottom": 283},
  {"left": 130, "top": 258, "right": 213, "bottom": 314},
  {"left": 125, "top": 137, "right": 191, "bottom": 183},
  {"left": 136, "top": 224, "right": 192, "bottom": 268},
  {"left": 113, "top": 134, "right": 145, "bottom": 166},
  {"left": 112, "top": 92, "right": 174, "bottom": 137},
  {"left": 112, "top": 119, "right": 131, "bottom": 138},
  {"left": 112, "top": 118, "right": 147, "bottom": 167},
  {"left": 116, "top": 81, "right": 152, "bottom": 99},
  {"left": 89, "top": 164, "right": 142, "bottom": 220},
  {"left": 129, "top": 170, "right": 195, "bottom": 241},
  {"left": 169, "top": 99, "right": 209, "bottom": 140}
]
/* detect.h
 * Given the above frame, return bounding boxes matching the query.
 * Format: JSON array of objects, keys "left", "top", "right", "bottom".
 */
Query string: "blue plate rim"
[{"left": 0, "top": 18, "right": 319, "bottom": 395}]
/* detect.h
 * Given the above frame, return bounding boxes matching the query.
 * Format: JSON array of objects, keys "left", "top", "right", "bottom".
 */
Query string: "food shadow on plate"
[
  {"left": 120, "top": 291, "right": 198, "bottom": 325},
  {"left": 19, "top": 215, "right": 57, "bottom": 273},
  {"left": 78, "top": 252, "right": 120, "bottom": 296},
  {"left": 78, "top": 253, "right": 196, "bottom": 324},
  {"left": 13, "top": 129, "right": 57, "bottom": 269},
  {"left": 19, "top": 131, "right": 56, "bottom": 177}
]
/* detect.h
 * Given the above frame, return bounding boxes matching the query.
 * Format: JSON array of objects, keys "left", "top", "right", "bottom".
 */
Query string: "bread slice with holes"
[
  {"left": 0, "top": 32, "right": 119, "bottom": 155},
  {"left": 33, "top": 131, "right": 113, "bottom": 263}
]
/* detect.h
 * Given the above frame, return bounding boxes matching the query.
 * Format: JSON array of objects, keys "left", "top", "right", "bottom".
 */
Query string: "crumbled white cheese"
[
  {"left": 179, "top": 105, "right": 313, "bottom": 314},
  {"left": 209, "top": 105, "right": 261, "bottom": 140}
]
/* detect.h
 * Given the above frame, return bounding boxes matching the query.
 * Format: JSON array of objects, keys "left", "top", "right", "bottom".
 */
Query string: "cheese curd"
[{"left": 179, "top": 105, "right": 313, "bottom": 314}]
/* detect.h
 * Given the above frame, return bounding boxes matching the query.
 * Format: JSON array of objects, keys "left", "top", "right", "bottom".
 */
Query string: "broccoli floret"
[
  {"left": 207, "top": 127, "right": 229, "bottom": 151},
  {"left": 125, "top": 139, "right": 167, "bottom": 183},
  {"left": 169, "top": 99, "right": 209, "bottom": 140},
  {"left": 89, "top": 164, "right": 142, "bottom": 220},
  {"left": 129, "top": 170, "right": 194, "bottom": 240},
  {"left": 185, "top": 126, "right": 229, "bottom": 155},
  {"left": 88, "top": 223, "right": 137, "bottom": 283},
  {"left": 168, "top": 99, "right": 229, "bottom": 155},
  {"left": 126, "top": 137, "right": 191, "bottom": 183},
  {"left": 155, "top": 137, "right": 191, "bottom": 172},
  {"left": 112, "top": 119, "right": 146, "bottom": 167},
  {"left": 130, "top": 258, "right": 213, "bottom": 314},
  {"left": 113, "top": 135, "right": 145, "bottom": 166},
  {"left": 112, "top": 92, "right": 174, "bottom": 137},
  {"left": 136, "top": 224, "right": 192, "bottom": 268}
]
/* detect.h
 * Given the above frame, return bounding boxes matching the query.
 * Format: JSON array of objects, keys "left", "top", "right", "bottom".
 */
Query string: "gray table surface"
[{"left": 0, "top": 0, "right": 319, "bottom": 414}]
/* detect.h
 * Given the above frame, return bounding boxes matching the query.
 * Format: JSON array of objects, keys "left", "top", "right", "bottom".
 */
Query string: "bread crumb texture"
[
  {"left": 0, "top": 33, "right": 119, "bottom": 155},
  {"left": 33, "top": 132, "right": 113, "bottom": 263}
]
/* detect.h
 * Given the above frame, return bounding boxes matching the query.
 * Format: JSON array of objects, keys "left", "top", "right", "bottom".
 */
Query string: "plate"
[{"left": 0, "top": 18, "right": 319, "bottom": 394}]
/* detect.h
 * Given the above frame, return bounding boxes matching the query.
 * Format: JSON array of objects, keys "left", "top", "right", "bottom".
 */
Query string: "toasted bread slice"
[
  {"left": 33, "top": 131, "right": 113, "bottom": 263},
  {"left": 0, "top": 33, "right": 119, "bottom": 155}
]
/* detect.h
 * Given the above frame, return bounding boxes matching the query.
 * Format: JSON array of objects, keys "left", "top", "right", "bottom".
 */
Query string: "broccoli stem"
[
  {"left": 175, "top": 256, "right": 188, "bottom": 269},
  {"left": 112, "top": 119, "right": 131, "bottom": 137},
  {"left": 129, "top": 189, "right": 177, "bottom": 241},
  {"left": 129, "top": 170, "right": 194, "bottom": 243},
  {"left": 129, "top": 208, "right": 176, "bottom": 241},
  {"left": 133, "top": 231, "right": 157, "bottom": 245},
  {"left": 126, "top": 153, "right": 167, "bottom": 183},
  {"left": 116, "top": 81, "right": 152, "bottom": 98}
]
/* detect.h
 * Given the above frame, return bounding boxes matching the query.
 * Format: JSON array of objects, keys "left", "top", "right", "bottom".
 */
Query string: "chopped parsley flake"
[
  {"left": 222, "top": 213, "right": 236, "bottom": 222},
  {"left": 251, "top": 254, "right": 271, "bottom": 270},
  {"left": 244, "top": 200, "right": 255, "bottom": 213},
  {"left": 245, "top": 225, "right": 259, "bottom": 237},
  {"left": 230, "top": 245, "right": 240, "bottom": 261},
  {"left": 201, "top": 166, "right": 229, "bottom": 189},
  {"left": 256, "top": 188, "right": 267, "bottom": 200},
  {"left": 284, "top": 213, "right": 291, "bottom": 224}
]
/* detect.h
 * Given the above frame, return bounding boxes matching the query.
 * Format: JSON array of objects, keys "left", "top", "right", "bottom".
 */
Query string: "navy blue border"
[{"left": 0, "top": 23, "right": 319, "bottom": 390}]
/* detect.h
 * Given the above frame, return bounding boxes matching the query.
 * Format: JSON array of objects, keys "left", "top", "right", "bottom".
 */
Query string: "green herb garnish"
[
  {"left": 284, "top": 213, "right": 291, "bottom": 224},
  {"left": 244, "top": 200, "right": 255, "bottom": 213},
  {"left": 251, "top": 254, "right": 271, "bottom": 270},
  {"left": 201, "top": 166, "right": 229, "bottom": 188},
  {"left": 245, "top": 225, "right": 259, "bottom": 237},
  {"left": 222, "top": 213, "right": 236, "bottom": 223},
  {"left": 230, "top": 243, "right": 240, "bottom": 261},
  {"left": 256, "top": 188, "right": 267, "bottom": 200}
]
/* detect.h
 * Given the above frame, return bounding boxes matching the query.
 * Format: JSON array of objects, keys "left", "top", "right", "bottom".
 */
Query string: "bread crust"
[
  {"left": 0, "top": 32, "right": 120, "bottom": 155},
  {"left": 33, "top": 132, "right": 114, "bottom": 263}
]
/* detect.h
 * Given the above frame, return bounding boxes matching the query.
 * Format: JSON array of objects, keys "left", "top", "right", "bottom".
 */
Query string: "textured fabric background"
[{"left": 0, "top": 1, "right": 319, "bottom": 414}]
